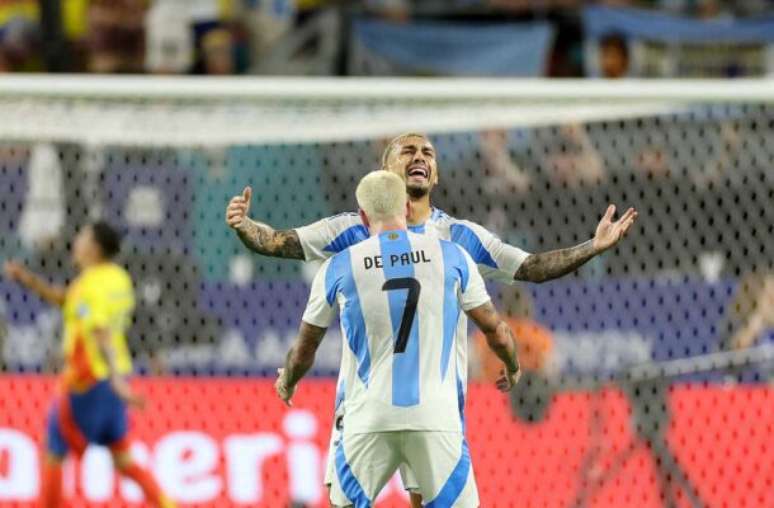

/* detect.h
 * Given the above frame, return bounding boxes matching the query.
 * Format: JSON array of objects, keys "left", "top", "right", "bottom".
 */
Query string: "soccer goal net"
[{"left": 0, "top": 76, "right": 771, "bottom": 507}]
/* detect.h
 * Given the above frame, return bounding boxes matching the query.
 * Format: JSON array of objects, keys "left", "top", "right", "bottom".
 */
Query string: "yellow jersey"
[{"left": 61, "top": 263, "right": 135, "bottom": 392}]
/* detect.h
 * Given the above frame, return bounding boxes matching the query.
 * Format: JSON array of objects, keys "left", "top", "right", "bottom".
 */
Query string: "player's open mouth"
[{"left": 407, "top": 166, "right": 429, "bottom": 180}]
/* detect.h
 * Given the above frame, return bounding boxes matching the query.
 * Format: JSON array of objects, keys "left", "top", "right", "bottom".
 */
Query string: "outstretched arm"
[
  {"left": 466, "top": 301, "right": 520, "bottom": 391},
  {"left": 275, "top": 321, "right": 327, "bottom": 406},
  {"left": 225, "top": 186, "right": 305, "bottom": 260},
  {"left": 3, "top": 261, "right": 66, "bottom": 306},
  {"left": 514, "top": 204, "right": 637, "bottom": 283}
]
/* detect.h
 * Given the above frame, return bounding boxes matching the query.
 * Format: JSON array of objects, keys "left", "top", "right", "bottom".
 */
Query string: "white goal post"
[{"left": 1, "top": 75, "right": 772, "bottom": 146}]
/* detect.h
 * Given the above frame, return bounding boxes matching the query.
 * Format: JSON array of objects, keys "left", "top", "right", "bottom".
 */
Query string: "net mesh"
[{"left": 0, "top": 78, "right": 771, "bottom": 507}]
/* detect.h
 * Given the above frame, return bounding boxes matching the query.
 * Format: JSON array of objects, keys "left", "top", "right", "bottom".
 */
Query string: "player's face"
[
  {"left": 385, "top": 136, "right": 438, "bottom": 199},
  {"left": 71, "top": 226, "right": 97, "bottom": 269}
]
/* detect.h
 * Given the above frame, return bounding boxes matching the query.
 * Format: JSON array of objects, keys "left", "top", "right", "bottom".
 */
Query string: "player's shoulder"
[
  {"left": 431, "top": 209, "right": 494, "bottom": 235},
  {"left": 326, "top": 211, "right": 363, "bottom": 227}
]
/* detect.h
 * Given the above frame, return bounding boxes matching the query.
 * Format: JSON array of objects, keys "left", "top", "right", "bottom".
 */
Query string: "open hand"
[
  {"left": 225, "top": 186, "right": 252, "bottom": 231},
  {"left": 275, "top": 368, "right": 296, "bottom": 407},
  {"left": 592, "top": 205, "right": 638, "bottom": 253},
  {"left": 3, "top": 260, "right": 27, "bottom": 283}
]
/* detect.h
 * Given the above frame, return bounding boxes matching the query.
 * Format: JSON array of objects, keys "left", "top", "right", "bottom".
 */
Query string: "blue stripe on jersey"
[
  {"left": 440, "top": 241, "right": 464, "bottom": 381},
  {"left": 379, "top": 230, "right": 421, "bottom": 407},
  {"left": 323, "top": 225, "right": 369, "bottom": 254},
  {"left": 334, "top": 379, "right": 346, "bottom": 411},
  {"left": 425, "top": 439, "right": 472, "bottom": 508},
  {"left": 449, "top": 223, "right": 498, "bottom": 269},
  {"left": 324, "top": 256, "right": 340, "bottom": 306},
  {"left": 456, "top": 369, "right": 466, "bottom": 430},
  {"left": 332, "top": 249, "right": 371, "bottom": 386},
  {"left": 335, "top": 439, "right": 372, "bottom": 508}
]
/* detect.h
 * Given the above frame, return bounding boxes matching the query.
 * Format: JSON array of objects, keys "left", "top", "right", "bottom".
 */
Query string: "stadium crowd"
[{"left": 1, "top": 0, "right": 774, "bottom": 76}]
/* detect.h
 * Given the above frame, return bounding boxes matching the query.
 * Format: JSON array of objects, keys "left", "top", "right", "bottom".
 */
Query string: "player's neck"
[
  {"left": 407, "top": 196, "right": 432, "bottom": 226},
  {"left": 369, "top": 218, "right": 407, "bottom": 236}
]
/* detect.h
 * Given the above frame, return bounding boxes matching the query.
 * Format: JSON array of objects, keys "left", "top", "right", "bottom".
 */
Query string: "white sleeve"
[
  {"left": 452, "top": 220, "right": 530, "bottom": 286},
  {"left": 294, "top": 213, "right": 364, "bottom": 261},
  {"left": 301, "top": 259, "right": 337, "bottom": 328},
  {"left": 459, "top": 249, "right": 492, "bottom": 312}
]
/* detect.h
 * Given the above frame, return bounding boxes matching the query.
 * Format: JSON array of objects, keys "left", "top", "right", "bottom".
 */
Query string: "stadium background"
[{"left": 0, "top": 1, "right": 773, "bottom": 507}]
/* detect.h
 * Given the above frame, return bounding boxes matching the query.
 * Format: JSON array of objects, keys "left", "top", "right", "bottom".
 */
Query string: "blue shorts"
[{"left": 46, "top": 380, "right": 129, "bottom": 458}]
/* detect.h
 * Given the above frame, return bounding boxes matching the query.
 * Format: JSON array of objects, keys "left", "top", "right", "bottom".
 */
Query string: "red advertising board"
[{"left": 0, "top": 376, "right": 771, "bottom": 507}]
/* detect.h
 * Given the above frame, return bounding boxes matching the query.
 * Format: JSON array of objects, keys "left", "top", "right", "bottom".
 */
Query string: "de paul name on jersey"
[{"left": 363, "top": 249, "right": 431, "bottom": 270}]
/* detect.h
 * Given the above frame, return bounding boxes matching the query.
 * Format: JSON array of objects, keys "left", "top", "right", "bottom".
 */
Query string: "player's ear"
[{"left": 359, "top": 209, "right": 370, "bottom": 230}]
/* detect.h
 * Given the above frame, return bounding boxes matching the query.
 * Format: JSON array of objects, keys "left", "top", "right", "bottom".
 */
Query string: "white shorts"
[
  {"left": 329, "top": 430, "right": 479, "bottom": 508},
  {"left": 324, "top": 410, "right": 419, "bottom": 492}
]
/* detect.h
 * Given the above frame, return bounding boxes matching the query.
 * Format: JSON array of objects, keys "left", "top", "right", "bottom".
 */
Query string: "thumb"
[{"left": 242, "top": 186, "right": 252, "bottom": 203}]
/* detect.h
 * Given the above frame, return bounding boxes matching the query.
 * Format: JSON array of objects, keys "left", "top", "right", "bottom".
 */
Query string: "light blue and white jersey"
[
  {"left": 302, "top": 230, "right": 491, "bottom": 434},
  {"left": 295, "top": 208, "right": 530, "bottom": 286}
]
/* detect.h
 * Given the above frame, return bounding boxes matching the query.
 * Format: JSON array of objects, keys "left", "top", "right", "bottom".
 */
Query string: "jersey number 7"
[{"left": 382, "top": 277, "right": 421, "bottom": 354}]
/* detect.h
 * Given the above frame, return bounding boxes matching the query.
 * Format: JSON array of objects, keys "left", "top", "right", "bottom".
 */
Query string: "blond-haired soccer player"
[
  {"left": 276, "top": 171, "right": 520, "bottom": 507},
  {"left": 226, "top": 133, "right": 637, "bottom": 505},
  {"left": 3, "top": 222, "right": 175, "bottom": 508}
]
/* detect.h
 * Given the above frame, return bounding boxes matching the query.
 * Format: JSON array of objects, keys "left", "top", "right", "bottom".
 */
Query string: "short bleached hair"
[{"left": 356, "top": 171, "right": 406, "bottom": 222}]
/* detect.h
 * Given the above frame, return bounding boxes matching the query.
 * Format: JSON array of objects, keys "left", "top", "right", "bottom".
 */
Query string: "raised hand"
[
  {"left": 225, "top": 186, "right": 252, "bottom": 231},
  {"left": 592, "top": 204, "right": 638, "bottom": 253}
]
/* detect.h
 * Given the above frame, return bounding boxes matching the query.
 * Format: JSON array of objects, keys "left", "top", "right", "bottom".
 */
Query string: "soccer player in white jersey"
[
  {"left": 226, "top": 133, "right": 637, "bottom": 504},
  {"left": 275, "top": 171, "right": 520, "bottom": 507}
]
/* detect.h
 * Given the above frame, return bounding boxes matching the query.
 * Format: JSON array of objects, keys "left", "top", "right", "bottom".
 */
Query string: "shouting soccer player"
[
  {"left": 276, "top": 171, "right": 520, "bottom": 507},
  {"left": 3, "top": 222, "right": 175, "bottom": 508},
  {"left": 226, "top": 132, "right": 637, "bottom": 504}
]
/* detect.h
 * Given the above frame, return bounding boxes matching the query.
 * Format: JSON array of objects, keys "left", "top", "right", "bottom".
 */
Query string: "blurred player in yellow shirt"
[{"left": 4, "top": 221, "right": 175, "bottom": 508}]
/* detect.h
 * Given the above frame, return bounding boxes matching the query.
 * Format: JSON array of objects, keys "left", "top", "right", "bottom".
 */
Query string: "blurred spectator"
[
  {"left": 542, "top": 124, "right": 605, "bottom": 188},
  {"left": 199, "top": 27, "right": 236, "bottom": 75},
  {"left": 479, "top": 129, "right": 532, "bottom": 196},
  {"left": 0, "top": 16, "right": 41, "bottom": 72},
  {"left": 598, "top": 32, "right": 629, "bottom": 79},
  {"left": 87, "top": 0, "right": 147, "bottom": 73},
  {"left": 472, "top": 286, "right": 553, "bottom": 382},
  {"left": 240, "top": 0, "right": 296, "bottom": 66},
  {"left": 145, "top": 0, "right": 194, "bottom": 74},
  {"left": 722, "top": 271, "right": 774, "bottom": 351},
  {"left": 471, "top": 286, "right": 555, "bottom": 423}
]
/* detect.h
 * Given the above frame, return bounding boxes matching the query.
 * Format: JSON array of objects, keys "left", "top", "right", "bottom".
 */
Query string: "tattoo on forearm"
[
  {"left": 237, "top": 219, "right": 305, "bottom": 260},
  {"left": 514, "top": 240, "right": 597, "bottom": 283}
]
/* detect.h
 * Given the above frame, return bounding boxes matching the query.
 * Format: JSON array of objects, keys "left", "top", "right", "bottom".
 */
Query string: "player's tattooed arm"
[
  {"left": 514, "top": 240, "right": 597, "bottom": 283},
  {"left": 226, "top": 186, "right": 305, "bottom": 260},
  {"left": 236, "top": 219, "right": 305, "bottom": 260},
  {"left": 466, "top": 301, "right": 520, "bottom": 391},
  {"left": 276, "top": 321, "right": 327, "bottom": 405},
  {"left": 514, "top": 205, "right": 638, "bottom": 283}
]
